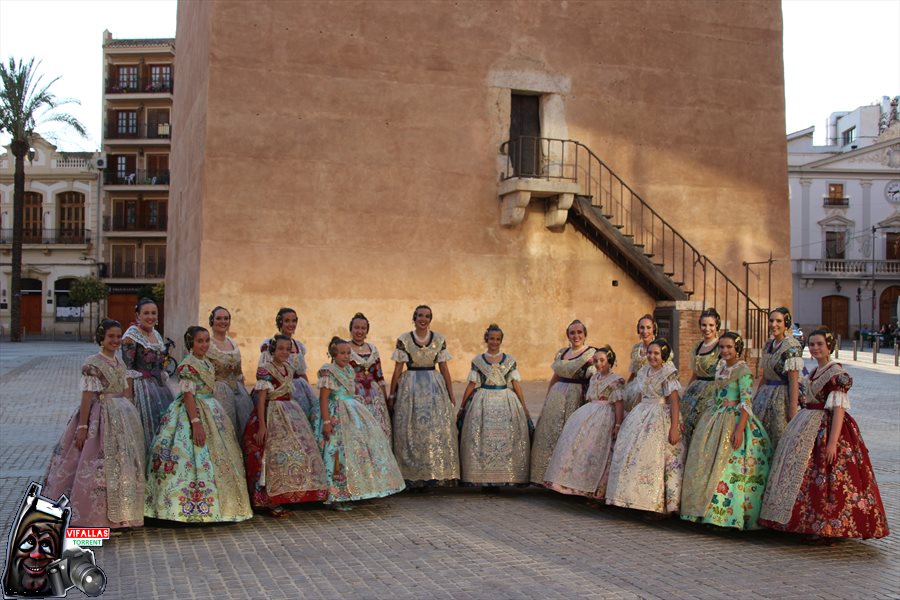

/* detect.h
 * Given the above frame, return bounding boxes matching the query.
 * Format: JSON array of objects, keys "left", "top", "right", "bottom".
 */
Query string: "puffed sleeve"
[
  {"left": 316, "top": 366, "right": 340, "bottom": 391},
  {"left": 782, "top": 341, "right": 804, "bottom": 372},
  {"left": 506, "top": 361, "right": 521, "bottom": 383},
  {"left": 294, "top": 344, "right": 309, "bottom": 376},
  {"left": 738, "top": 373, "right": 755, "bottom": 414},
  {"left": 253, "top": 366, "right": 275, "bottom": 392},
  {"left": 467, "top": 363, "right": 481, "bottom": 384},
  {"left": 824, "top": 371, "right": 853, "bottom": 411},
  {"left": 436, "top": 338, "right": 452, "bottom": 363},
  {"left": 80, "top": 364, "right": 105, "bottom": 393},
  {"left": 662, "top": 368, "right": 682, "bottom": 397},
  {"left": 391, "top": 338, "right": 410, "bottom": 363},
  {"left": 607, "top": 378, "right": 626, "bottom": 404},
  {"left": 372, "top": 356, "right": 385, "bottom": 383},
  {"left": 176, "top": 363, "right": 200, "bottom": 394}
]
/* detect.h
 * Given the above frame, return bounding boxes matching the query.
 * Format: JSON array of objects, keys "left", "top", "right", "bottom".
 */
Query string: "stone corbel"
[
  {"left": 500, "top": 190, "right": 531, "bottom": 227},
  {"left": 544, "top": 193, "right": 574, "bottom": 228}
]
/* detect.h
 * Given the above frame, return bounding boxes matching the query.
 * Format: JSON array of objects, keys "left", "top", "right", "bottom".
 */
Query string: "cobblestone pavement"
[{"left": 0, "top": 342, "right": 897, "bottom": 599}]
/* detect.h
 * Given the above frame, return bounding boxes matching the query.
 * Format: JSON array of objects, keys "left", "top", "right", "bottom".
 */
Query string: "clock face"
[{"left": 888, "top": 180, "right": 900, "bottom": 205}]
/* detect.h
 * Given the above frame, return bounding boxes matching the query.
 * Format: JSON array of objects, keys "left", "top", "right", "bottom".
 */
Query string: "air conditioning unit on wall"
[{"left": 94, "top": 154, "right": 107, "bottom": 169}]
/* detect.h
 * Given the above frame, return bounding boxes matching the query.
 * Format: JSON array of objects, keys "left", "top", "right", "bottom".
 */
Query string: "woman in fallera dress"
[
  {"left": 606, "top": 338, "right": 685, "bottom": 516},
  {"left": 121, "top": 297, "right": 175, "bottom": 449},
  {"left": 680, "top": 332, "right": 772, "bottom": 530},
  {"left": 44, "top": 319, "right": 145, "bottom": 529},
  {"left": 389, "top": 305, "right": 460, "bottom": 488},
  {"left": 144, "top": 327, "right": 252, "bottom": 523},
  {"left": 751, "top": 307, "right": 803, "bottom": 448},
  {"left": 348, "top": 313, "right": 392, "bottom": 440},
  {"left": 244, "top": 335, "right": 328, "bottom": 517},
  {"left": 258, "top": 307, "right": 318, "bottom": 419},
  {"left": 759, "top": 329, "right": 889, "bottom": 541},
  {"left": 543, "top": 345, "right": 625, "bottom": 500},
  {"left": 679, "top": 309, "right": 721, "bottom": 445},
  {"left": 623, "top": 314, "right": 659, "bottom": 413},
  {"left": 207, "top": 306, "right": 254, "bottom": 438},
  {"left": 457, "top": 324, "right": 531, "bottom": 487},
  {"left": 314, "top": 338, "right": 405, "bottom": 510},
  {"left": 529, "top": 320, "right": 596, "bottom": 484}
]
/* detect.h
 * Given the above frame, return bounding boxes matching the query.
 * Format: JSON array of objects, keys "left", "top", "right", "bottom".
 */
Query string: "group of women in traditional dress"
[{"left": 42, "top": 299, "right": 888, "bottom": 543}]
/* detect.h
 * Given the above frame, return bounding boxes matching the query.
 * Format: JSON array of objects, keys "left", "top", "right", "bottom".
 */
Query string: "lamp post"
[
  {"left": 871, "top": 226, "right": 878, "bottom": 331},
  {"left": 742, "top": 253, "right": 776, "bottom": 340}
]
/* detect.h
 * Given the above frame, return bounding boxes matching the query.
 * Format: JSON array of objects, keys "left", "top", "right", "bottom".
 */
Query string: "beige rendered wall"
[{"left": 167, "top": 0, "right": 790, "bottom": 382}]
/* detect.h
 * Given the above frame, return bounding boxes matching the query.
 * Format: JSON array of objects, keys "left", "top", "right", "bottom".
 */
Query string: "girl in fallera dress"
[
  {"left": 606, "top": 338, "right": 685, "bottom": 516},
  {"left": 529, "top": 320, "right": 596, "bottom": 484},
  {"left": 121, "top": 298, "right": 175, "bottom": 449},
  {"left": 258, "top": 307, "right": 318, "bottom": 419},
  {"left": 679, "top": 309, "right": 721, "bottom": 445},
  {"left": 44, "top": 319, "right": 145, "bottom": 529},
  {"left": 314, "top": 338, "right": 405, "bottom": 510},
  {"left": 348, "top": 313, "right": 392, "bottom": 440},
  {"left": 244, "top": 335, "right": 328, "bottom": 517},
  {"left": 457, "top": 324, "right": 531, "bottom": 487},
  {"left": 543, "top": 345, "right": 625, "bottom": 500},
  {"left": 759, "top": 329, "right": 889, "bottom": 541},
  {"left": 751, "top": 307, "right": 803, "bottom": 448},
  {"left": 145, "top": 327, "right": 252, "bottom": 523},
  {"left": 207, "top": 306, "right": 254, "bottom": 439},
  {"left": 623, "top": 315, "right": 660, "bottom": 413},
  {"left": 680, "top": 332, "right": 772, "bottom": 530},
  {"left": 389, "top": 305, "right": 460, "bottom": 488}
]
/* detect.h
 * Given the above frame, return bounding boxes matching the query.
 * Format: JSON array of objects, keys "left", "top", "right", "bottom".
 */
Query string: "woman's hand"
[
  {"left": 255, "top": 421, "right": 267, "bottom": 447},
  {"left": 668, "top": 426, "right": 680, "bottom": 446},
  {"left": 191, "top": 421, "right": 206, "bottom": 447},
  {"left": 75, "top": 426, "right": 88, "bottom": 450},
  {"left": 611, "top": 424, "right": 620, "bottom": 441},
  {"left": 322, "top": 421, "right": 333, "bottom": 441},
  {"left": 731, "top": 427, "right": 744, "bottom": 449},
  {"left": 825, "top": 440, "right": 839, "bottom": 464}
]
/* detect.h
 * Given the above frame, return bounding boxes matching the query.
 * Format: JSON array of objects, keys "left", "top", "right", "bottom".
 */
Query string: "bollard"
[
  {"left": 835, "top": 335, "right": 841, "bottom": 359},
  {"left": 852, "top": 340, "right": 858, "bottom": 361},
  {"left": 873, "top": 339, "right": 879, "bottom": 364},
  {"left": 895, "top": 343, "right": 899, "bottom": 367}
]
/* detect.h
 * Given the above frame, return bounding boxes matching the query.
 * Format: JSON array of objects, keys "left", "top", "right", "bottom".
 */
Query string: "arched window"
[
  {"left": 57, "top": 192, "right": 86, "bottom": 242},
  {"left": 24, "top": 192, "right": 42, "bottom": 243}
]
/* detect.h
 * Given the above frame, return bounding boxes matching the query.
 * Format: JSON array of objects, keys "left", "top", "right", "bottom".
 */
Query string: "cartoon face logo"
[{"left": 6, "top": 519, "right": 62, "bottom": 595}]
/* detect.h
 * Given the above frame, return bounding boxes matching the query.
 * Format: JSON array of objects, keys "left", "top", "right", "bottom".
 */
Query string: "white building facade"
[
  {"left": 0, "top": 136, "right": 101, "bottom": 338},
  {"left": 789, "top": 97, "right": 900, "bottom": 340}
]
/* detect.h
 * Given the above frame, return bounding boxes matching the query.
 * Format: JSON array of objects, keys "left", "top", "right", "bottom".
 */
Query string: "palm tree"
[{"left": 0, "top": 57, "right": 87, "bottom": 341}]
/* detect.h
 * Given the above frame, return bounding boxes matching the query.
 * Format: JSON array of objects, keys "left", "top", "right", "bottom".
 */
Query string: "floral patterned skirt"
[
  {"left": 243, "top": 398, "right": 328, "bottom": 508},
  {"left": 606, "top": 399, "right": 685, "bottom": 514},
  {"left": 680, "top": 408, "right": 772, "bottom": 529},
  {"left": 759, "top": 409, "right": 889, "bottom": 539},
  {"left": 543, "top": 401, "right": 616, "bottom": 499},
  {"left": 133, "top": 375, "right": 175, "bottom": 450},
  {"left": 44, "top": 397, "right": 145, "bottom": 528},
  {"left": 356, "top": 378, "right": 392, "bottom": 441},
  {"left": 530, "top": 381, "right": 586, "bottom": 484},
  {"left": 460, "top": 387, "right": 530, "bottom": 486},
  {"left": 680, "top": 379, "right": 715, "bottom": 445},
  {"left": 214, "top": 380, "right": 254, "bottom": 442},
  {"left": 314, "top": 394, "right": 405, "bottom": 502},
  {"left": 145, "top": 394, "right": 252, "bottom": 523},
  {"left": 751, "top": 381, "right": 790, "bottom": 449}
]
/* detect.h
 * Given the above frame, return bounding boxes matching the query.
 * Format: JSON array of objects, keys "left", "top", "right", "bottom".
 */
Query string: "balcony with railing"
[
  {"left": 823, "top": 196, "right": 850, "bottom": 207},
  {"left": 103, "top": 261, "right": 166, "bottom": 279},
  {"left": 0, "top": 228, "right": 92, "bottom": 245},
  {"left": 105, "top": 122, "right": 171, "bottom": 141},
  {"left": 105, "top": 76, "right": 173, "bottom": 95},
  {"left": 102, "top": 216, "right": 167, "bottom": 234},
  {"left": 104, "top": 169, "right": 170, "bottom": 186},
  {"left": 796, "top": 258, "right": 900, "bottom": 278}
]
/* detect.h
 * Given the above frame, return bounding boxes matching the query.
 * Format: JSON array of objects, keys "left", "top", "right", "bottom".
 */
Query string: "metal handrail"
[{"left": 500, "top": 137, "right": 770, "bottom": 347}]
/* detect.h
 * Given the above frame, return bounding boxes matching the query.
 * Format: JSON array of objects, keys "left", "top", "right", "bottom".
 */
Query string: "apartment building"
[{"left": 100, "top": 30, "right": 174, "bottom": 328}]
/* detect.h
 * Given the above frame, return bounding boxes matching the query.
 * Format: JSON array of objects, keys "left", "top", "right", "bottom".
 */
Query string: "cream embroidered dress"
[
  {"left": 44, "top": 354, "right": 145, "bottom": 528},
  {"left": 680, "top": 341, "right": 719, "bottom": 444},
  {"left": 751, "top": 336, "right": 804, "bottom": 448},
  {"left": 314, "top": 363, "right": 405, "bottom": 503},
  {"left": 529, "top": 347, "right": 596, "bottom": 484},
  {"left": 145, "top": 354, "right": 252, "bottom": 523},
  {"left": 208, "top": 336, "right": 254, "bottom": 438},
  {"left": 391, "top": 331, "right": 459, "bottom": 486},
  {"left": 680, "top": 360, "right": 772, "bottom": 529},
  {"left": 350, "top": 344, "right": 392, "bottom": 440},
  {"left": 459, "top": 354, "right": 530, "bottom": 486},
  {"left": 543, "top": 371, "right": 626, "bottom": 499},
  {"left": 622, "top": 342, "right": 650, "bottom": 413},
  {"left": 606, "top": 362, "right": 685, "bottom": 514}
]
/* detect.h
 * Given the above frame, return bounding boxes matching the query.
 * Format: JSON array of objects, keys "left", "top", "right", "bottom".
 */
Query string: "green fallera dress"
[
  {"left": 679, "top": 340, "right": 719, "bottom": 445},
  {"left": 680, "top": 360, "right": 772, "bottom": 529}
]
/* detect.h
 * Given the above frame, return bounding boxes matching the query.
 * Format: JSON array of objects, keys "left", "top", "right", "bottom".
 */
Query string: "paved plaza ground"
[{"left": 0, "top": 342, "right": 897, "bottom": 599}]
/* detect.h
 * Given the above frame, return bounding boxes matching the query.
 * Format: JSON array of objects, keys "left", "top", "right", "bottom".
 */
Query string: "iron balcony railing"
[
  {"left": 105, "top": 77, "right": 173, "bottom": 94},
  {"left": 103, "top": 261, "right": 166, "bottom": 279},
  {"left": 104, "top": 169, "right": 170, "bottom": 186},
  {"left": 823, "top": 197, "right": 850, "bottom": 207},
  {"left": 105, "top": 122, "right": 171, "bottom": 140},
  {"left": 500, "top": 136, "right": 770, "bottom": 347},
  {"left": 797, "top": 258, "right": 900, "bottom": 276},
  {"left": 0, "top": 228, "right": 91, "bottom": 245}
]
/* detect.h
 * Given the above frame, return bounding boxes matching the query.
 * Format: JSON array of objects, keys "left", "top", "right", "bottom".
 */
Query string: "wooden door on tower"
[
  {"left": 879, "top": 285, "right": 900, "bottom": 327},
  {"left": 509, "top": 94, "right": 541, "bottom": 177},
  {"left": 821, "top": 295, "right": 849, "bottom": 340}
]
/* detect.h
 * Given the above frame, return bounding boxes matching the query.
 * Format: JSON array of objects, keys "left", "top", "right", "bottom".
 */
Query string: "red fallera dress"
[{"left": 759, "top": 361, "right": 889, "bottom": 539}]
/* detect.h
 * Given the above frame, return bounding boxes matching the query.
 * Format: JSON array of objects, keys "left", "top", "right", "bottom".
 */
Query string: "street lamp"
[{"left": 742, "top": 253, "right": 776, "bottom": 340}]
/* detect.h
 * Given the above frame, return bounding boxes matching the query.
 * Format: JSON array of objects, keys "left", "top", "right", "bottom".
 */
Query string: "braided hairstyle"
[
  {"left": 596, "top": 344, "right": 617, "bottom": 368},
  {"left": 208, "top": 306, "right": 230, "bottom": 327},
  {"left": 95, "top": 319, "right": 122, "bottom": 345},
  {"left": 808, "top": 327, "right": 837, "bottom": 353},
  {"left": 184, "top": 325, "right": 208, "bottom": 351},
  {"left": 134, "top": 297, "right": 157, "bottom": 315},
  {"left": 567, "top": 319, "right": 588, "bottom": 337},
  {"left": 770, "top": 306, "right": 793, "bottom": 329},
  {"left": 328, "top": 336, "right": 350, "bottom": 360},
  {"left": 349, "top": 312, "right": 370, "bottom": 333},
  {"left": 275, "top": 307, "right": 297, "bottom": 332},
  {"left": 636, "top": 314, "right": 658, "bottom": 336},
  {"left": 483, "top": 323, "right": 504, "bottom": 343},
  {"left": 412, "top": 305, "right": 433, "bottom": 322},
  {"left": 719, "top": 331, "right": 745, "bottom": 357},
  {"left": 649, "top": 337, "right": 672, "bottom": 362},
  {"left": 267, "top": 334, "right": 292, "bottom": 356},
  {"left": 699, "top": 308, "right": 721, "bottom": 330}
]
